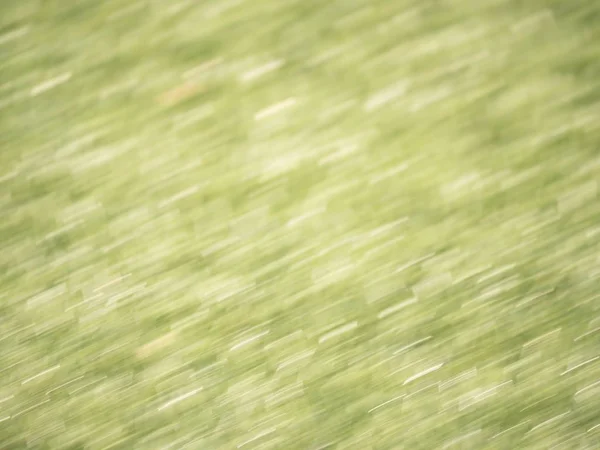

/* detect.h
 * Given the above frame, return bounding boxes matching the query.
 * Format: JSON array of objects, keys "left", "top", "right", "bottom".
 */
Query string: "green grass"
[{"left": 1, "top": 0, "right": 600, "bottom": 448}]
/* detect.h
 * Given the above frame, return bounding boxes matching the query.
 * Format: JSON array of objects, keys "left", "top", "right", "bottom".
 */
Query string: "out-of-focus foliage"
[{"left": 1, "top": 0, "right": 600, "bottom": 448}]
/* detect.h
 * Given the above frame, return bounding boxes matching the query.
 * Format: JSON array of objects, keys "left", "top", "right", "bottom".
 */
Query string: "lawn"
[{"left": 1, "top": 0, "right": 600, "bottom": 448}]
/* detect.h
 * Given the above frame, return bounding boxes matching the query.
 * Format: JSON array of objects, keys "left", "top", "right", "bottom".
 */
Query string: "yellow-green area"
[{"left": 1, "top": 0, "right": 600, "bottom": 448}]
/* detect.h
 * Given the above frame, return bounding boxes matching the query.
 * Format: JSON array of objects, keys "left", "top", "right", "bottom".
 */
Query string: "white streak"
[
  {"left": 0, "top": 27, "right": 29, "bottom": 45},
  {"left": 46, "top": 376, "right": 85, "bottom": 395},
  {"left": 394, "top": 336, "right": 432, "bottom": 355},
  {"left": 21, "top": 365, "right": 60, "bottom": 385},
  {"left": 438, "top": 368, "right": 478, "bottom": 391},
  {"left": 403, "top": 363, "right": 444, "bottom": 385},
  {"left": 12, "top": 399, "right": 50, "bottom": 418},
  {"left": 453, "top": 265, "right": 491, "bottom": 285},
  {"left": 378, "top": 298, "right": 417, "bottom": 319},
  {"left": 241, "top": 60, "right": 284, "bottom": 82},
  {"left": 265, "top": 382, "right": 304, "bottom": 406},
  {"left": 517, "top": 288, "right": 555, "bottom": 307},
  {"left": 528, "top": 411, "right": 570, "bottom": 433},
  {"left": 388, "top": 358, "right": 424, "bottom": 377},
  {"left": 230, "top": 331, "right": 269, "bottom": 351},
  {"left": 276, "top": 350, "right": 315, "bottom": 371},
  {"left": 31, "top": 72, "right": 72, "bottom": 96},
  {"left": 318, "top": 321, "right": 358, "bottom": 344},
  {"left": 157, "top": 388, "right": 203, "bottom": 411},
  {"left": 405, "top": 382, "right": 437, "bottom": 399},
  {"left": 369, "top": 163, "right": 409, "bottom": 184},
  {"left": 410, "top": 87, "right": 452, "bottom": 112},
  {"left": 368, "top": 394, "right": 404, "bottom": 413},
  {"left": 158, "top": 185, "right": 201, "bottom": 208},
  {"left": 575, "top": 326, "right": 600, "bottom": 341},
  {"left": 27, "top": 284, "right": 66, "bottom": 307},
  {"left": 237, "top": 427, "right": 276, "bottom": 447},
  {"left": 575, "top": 380, "right": 600, "bottom": 396},
  {"left": 286, "top": 208, "right": 324, "bottom": 228},
  {"left": 255, "top": 98, "right": 297, "bottom": 120},
  {"left": 561, "top": 357, "right": 599, "bottom": 376},
  {"left": 264, "top": 330, "right": 304, "bottom": 351},
  {"left": 558, "top": 181, "right": 597, "bottom": 213},
  {"left": 319, "top": 143, "right": 359, "bottom": 165},
  {"left": 0, "top": 325, "right": 34, "bottom": 344},
  {"left": 477, "top": 265, "right": 515, "bottom": 283},
  {"left": 396, "top": 253, "right": 435, "bottom": 273},
  {"left": 183, "top": 58, "right": 223, "bottom": 79},
  {"left": 367, "top": 218, "right": 409, "bottom": 237},
  {"left": 365, "top": 81, "right": 408, "bottom": 111},
  {"left": 69, "top": 376, "right": 107, "bottom": 395},
  {"left": 522, "top": 328, "right": 561, "bottom": 348},
  {"left": 442, "top": 430, "right": 481, "bottom": 449}
]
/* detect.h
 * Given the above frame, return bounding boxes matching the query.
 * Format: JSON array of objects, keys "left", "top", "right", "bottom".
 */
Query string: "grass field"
[{"left": 1, "top": 0, "right": 600, "bottom": 448}]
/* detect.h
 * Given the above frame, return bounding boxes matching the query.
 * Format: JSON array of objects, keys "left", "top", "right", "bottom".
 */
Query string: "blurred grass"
[{"left": 1, "top": 0, "right": 600, "bottom": 448}]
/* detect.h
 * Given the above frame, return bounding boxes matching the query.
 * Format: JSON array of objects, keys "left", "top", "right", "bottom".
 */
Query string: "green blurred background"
[{"left": 1, "top": 0, "right": 600, "bottom": 448}]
